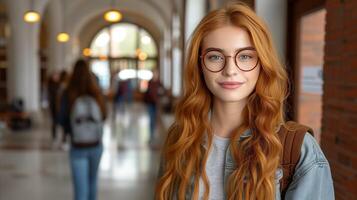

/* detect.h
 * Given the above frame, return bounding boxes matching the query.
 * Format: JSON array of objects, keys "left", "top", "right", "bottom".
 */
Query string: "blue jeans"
[{"left": 70, "top": 144, "right": 103, "bottom": 200}]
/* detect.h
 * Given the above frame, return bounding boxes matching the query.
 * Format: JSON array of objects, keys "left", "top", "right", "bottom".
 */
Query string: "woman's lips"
[{"left": 218, "top": 81, "right": 244, "bottom": 89}]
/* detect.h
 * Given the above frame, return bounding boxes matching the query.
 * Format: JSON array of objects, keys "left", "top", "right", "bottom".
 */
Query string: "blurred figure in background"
[
  {"left": 59, "top": 59, "right": 107, "bottom": 200},
  {"left": 144, "top": 69, "right": 164, "bottom": 144},
  {"left": 47, "top": 72, "right": 60, "bottom": 143},
  {"left": 48, "top": 70, "right": 69, "bottom": 149},
  {"left": 114, "top": 78, "right": 129, "bottom": 113},
  {"left": 57, "top": 70, "right": 70, "bottom": 149}
]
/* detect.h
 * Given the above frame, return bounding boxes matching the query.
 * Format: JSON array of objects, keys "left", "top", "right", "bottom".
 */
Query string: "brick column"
[{"left": 322, "top": 1, "right": 357, "bottom": 199}]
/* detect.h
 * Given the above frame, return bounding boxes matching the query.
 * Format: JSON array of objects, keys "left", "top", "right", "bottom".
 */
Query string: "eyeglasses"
[{"left": 200, "top": 47, "right": 259, "bottom": 72}]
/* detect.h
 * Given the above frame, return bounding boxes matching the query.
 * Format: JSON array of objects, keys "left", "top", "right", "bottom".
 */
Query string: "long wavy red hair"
[
  {"left": 66, "top": 59, "right": 107, "bottom": 119},
  {"left": 156, "top": 2, "right": 288, "bottom": 200}
]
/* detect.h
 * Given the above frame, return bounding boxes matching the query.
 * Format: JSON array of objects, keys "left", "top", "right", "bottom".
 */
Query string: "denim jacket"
[
  {"left": 223, "top": 130, "right": 335, "bottom": 200},
  {"left": 163, "top": 129, "right": 335, "bottom": 200}
]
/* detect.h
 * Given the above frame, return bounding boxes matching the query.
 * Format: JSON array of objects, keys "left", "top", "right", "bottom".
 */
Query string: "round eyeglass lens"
[
  {"left": 235, "top": 49, "right": 258, "bottom": 71},
  {"left": 203, "top": 50, "right": 225, "bottom": 72}
]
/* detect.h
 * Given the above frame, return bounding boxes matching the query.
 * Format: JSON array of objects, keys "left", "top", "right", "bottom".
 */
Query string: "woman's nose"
[{"left": 222, "top": 56, "right": 238, "bottom": 76}]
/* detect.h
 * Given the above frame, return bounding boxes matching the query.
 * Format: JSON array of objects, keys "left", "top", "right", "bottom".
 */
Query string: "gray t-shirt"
[{"left": 199, "top": 134, "right": 230, "bottom": 200}]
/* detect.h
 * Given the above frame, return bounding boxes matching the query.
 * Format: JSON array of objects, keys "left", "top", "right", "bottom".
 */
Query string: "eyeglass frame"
[{"left": 199, "top": 47, "right": 260, "bottom": 73}]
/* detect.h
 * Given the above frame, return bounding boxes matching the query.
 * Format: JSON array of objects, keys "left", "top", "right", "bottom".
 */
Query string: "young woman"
[
  {"left": 59, "top": 59, "right": 107, "bottom": 200},
  {"left": 155, "top": 3, "right": 334, "bottom": 200}
]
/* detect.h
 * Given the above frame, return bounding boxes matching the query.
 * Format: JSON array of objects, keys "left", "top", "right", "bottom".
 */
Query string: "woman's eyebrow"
[{"left": 203, "top": 46, "right": 256, "bottom": 53}]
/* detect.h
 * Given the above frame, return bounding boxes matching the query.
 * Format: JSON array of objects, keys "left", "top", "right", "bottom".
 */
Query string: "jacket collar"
[{"left": 238, "top": 123, "right": 283, "bottom": 140}]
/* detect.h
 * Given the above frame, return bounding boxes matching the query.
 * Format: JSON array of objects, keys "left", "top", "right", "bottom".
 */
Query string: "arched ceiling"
[
  {"left": 63, "top": 0, "right": 171, "bottom": 41},
  {"left": 78, "top": 10, "right": 162, "bottom": 51}
]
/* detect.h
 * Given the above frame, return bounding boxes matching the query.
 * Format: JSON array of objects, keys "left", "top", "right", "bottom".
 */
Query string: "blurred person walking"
[
  {"left": 57, "top": 70, "right": 70, "bottom": 149},
  {"left": 47, "top": 72, "right": 61, "bottom": 143},
  {"left": 59, "top": 59, "right": 107, "bottom": 200},
  {"left": 114, "top": 78, "right": 129, "bottom": 113},
  {"left": 144, "top": 69, "right": 165, "bottom": 144}
]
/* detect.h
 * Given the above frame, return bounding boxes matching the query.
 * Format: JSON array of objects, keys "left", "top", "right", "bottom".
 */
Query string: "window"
[{"left": 89, "top": 23, "right": 158, "bottom": 92}]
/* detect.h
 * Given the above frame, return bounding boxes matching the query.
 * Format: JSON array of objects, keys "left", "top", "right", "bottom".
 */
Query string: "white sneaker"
[{"left": 61, "top": 143, "right": 70, "bottom": 151}]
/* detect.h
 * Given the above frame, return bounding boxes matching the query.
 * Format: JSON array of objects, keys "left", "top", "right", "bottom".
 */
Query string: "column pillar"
[
  {"left": 5, "top": 0, "right": 42, "bottom": 111},
  {"left": 255, "top": 0, "right": 287, "bottom": 61},
  {"left": 47, "top": 0, "right": 65, "bottom": 74}
]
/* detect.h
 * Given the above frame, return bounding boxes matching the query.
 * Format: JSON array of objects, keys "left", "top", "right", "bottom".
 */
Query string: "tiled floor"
[{"left": 0, "top": 102, "right": 171, "bottom": 200}]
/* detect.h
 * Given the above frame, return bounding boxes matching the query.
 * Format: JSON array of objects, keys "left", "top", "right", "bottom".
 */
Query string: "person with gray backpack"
[{"left": 59, "top": 59, "right": 107, "bottom": 200}]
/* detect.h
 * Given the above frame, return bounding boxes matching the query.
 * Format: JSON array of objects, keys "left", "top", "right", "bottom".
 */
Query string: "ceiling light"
[
  {"left": 83, "top": 48, "right": 91, "bottom": 57},
  {"left": 24, "top": 10, "right": 40, "bottom": 23},
  {"left": 104, "top": 10, "right": 122, "bottom": 23},
  {"left": 57, "top": 32, "right": 70, "bottom": 42}
]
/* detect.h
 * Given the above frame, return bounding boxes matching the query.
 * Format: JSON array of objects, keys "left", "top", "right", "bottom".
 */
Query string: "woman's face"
[{"left": 200, "top": 25, "right": 260, "bottom": 103}]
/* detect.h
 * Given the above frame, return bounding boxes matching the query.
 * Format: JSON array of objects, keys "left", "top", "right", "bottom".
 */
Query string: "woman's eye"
[
  {"left": 238, "top": 55, "right": 252, "bottom": 61},
  {"left": 208, "top": 55, "right": 223, "bottom": 61}
]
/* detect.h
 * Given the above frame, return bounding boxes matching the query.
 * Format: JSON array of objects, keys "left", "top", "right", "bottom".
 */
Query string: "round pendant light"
[
  {"left": 57, "top": 32, "right": 70, "bottom": 43},
  {"left": 24, "top": 10, "right": 40, "bottom": 23},
  {"left": 104, "top": 10, "right": 122, "bottom": 22},
  {"left": 104, "top": 0, "right": 122, "bottom": 23}
]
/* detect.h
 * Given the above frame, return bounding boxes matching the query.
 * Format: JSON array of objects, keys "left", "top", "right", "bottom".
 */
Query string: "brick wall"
[{"left": 322, "top": 0, "right": 357, "bottom": 199}]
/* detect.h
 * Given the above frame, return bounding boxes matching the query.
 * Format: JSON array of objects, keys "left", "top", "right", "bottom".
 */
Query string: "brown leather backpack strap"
[{"left": 278, "top": 121, "right": 314, "bottom": 198}]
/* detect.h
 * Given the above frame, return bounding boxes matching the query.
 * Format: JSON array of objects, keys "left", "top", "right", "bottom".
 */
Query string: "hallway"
[
  {"left": 0, "top": 0, "right": 355, "bottom": 199},
  {"left": 0, "top": 103, "right": 164, "bottom": 200}
]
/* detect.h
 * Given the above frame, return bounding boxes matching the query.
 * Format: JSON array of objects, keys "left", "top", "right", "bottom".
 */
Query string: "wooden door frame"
[{"left": 285, "top": 0, "right": 325, "bottom": 120}]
